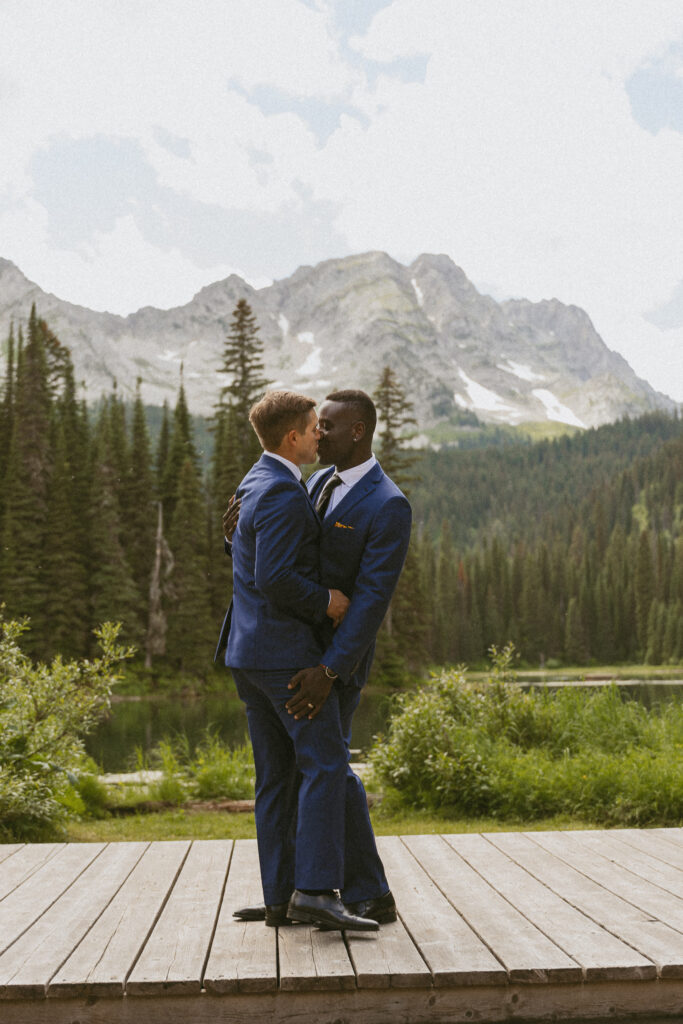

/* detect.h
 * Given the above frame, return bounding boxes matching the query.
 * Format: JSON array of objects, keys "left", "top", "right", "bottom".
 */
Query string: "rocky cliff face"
[{"left": 0, "top": 252, "right": 674, "bottom": 433}]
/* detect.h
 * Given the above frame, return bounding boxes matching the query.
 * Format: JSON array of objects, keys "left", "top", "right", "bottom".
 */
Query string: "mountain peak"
[{"left": 0, "top": 253, "right": 675, "bottom": 434}]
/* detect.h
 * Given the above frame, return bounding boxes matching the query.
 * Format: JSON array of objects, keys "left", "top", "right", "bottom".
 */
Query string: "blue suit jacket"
[
  {"left": 217, "top": 453, "right": 329, "bottom": 669},
  {"left": 307, "top": 461, "right": 411, "bottom": 687}
]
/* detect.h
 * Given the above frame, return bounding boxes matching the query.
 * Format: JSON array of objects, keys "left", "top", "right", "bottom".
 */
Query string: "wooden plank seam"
[
  {"left": 483, "top": 832, "right": 660, "bottom": 980},
  {"left": 121, "top": 840, "right": 193, "bottom": 995},
  {"left": 41, "top": 841, "right": 151, "bottom": 996},
  {"left": 443, "top": 834, "right": 585, "bottom": 982},
  {"left": 199, "top": 839, "right": 236, "bottom": 991},
  {"left": 0, "top": 846, "right": 62, "bottom": 907},
  {"left": 399, "top": 836, "right": 511, "bottom": 980},
  {"left": 0, "top": 844, "right": 107, "bottom": 963},
  {"left": 527, "top": 831, "right": 683, "bottom": 932}
]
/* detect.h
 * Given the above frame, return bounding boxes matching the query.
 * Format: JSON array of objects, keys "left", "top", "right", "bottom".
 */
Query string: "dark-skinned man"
[
  {"left": 215, "top": 390, "right": 378, "bottom": 932},
  {"left": 232, "top": 388, "right": 412, "bottom": 926}
]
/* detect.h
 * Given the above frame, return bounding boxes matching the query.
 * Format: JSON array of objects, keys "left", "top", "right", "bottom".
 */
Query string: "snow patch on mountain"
[
  {"left": 457, "top": 370, "right": 518, "bottom": 416},
  {"left": 532, "top": 388, "right": 586, "bottom": 428},
  {"left": 297, "top": 346, "right": 323, "bottom": 376},
  {"left": 411, "top": 278, "right": 424, "bottom": 307},
  {"left": 499, "top": 360, "right": 546, "bottom": 383}
]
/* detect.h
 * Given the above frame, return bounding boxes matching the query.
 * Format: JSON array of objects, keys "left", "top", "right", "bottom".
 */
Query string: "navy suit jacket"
[
  {"left": 216, "top": 453, "right": 329, "bottom": 669},
  {"left": 308, "top": 462, "right": 411, "bottom": 687}
]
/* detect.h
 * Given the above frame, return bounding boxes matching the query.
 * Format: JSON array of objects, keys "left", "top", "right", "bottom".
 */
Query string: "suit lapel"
[
  {"left": 321, "top": 462, "right": 383, "bottom": 530},
  {"left": 258, "top": 454, "right": 320, "bottom": 531}
]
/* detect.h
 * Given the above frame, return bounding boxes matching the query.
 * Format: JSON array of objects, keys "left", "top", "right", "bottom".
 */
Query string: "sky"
[{"left": 1, "top": 1, "right": 683, "bottom": 400}]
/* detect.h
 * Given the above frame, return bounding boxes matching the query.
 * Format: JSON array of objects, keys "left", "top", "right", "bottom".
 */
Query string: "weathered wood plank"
[
  {"left": 379, "top": 835, "right": 506, "bottom": 987},
  {"left": 600, "top": 828, "right": 683, "bottom": 872},
  {"left": 0, "top": 843, "right": 146, "bottom": 999},
  {"left": 49, "top": 841, "right": 190, "bottom": 998},
  {"left": 0, "top": 845, "right": 62, "bottom": 903},
  {"left": 126, "top": 839, "right": 231, "bottom": 996},
  {"left": 203, "top": 838, "right": 277, "bottom": 994},
  {"left": 342, "top": 836, "right": 433, "bottom": 990},
  {"left": 490, "top": 830, "right": 683, "bottom": 978},
  {"left": 278, "top": 925, "right": 357, "bottom": 991},
  {"left": 0, "top": 846, "right": 24, "bottom": 868},
  {"left": 449, "top": 833, "right": 654, "bottom": 982},
  {"left": 0, "top": 844, "right": 104, "bottom": 958},
  {"left": 6, "top": 977, "right": 683, "bottom": 1024},
  {"left": 531, "top": 830, "right": 683, "bottom": 935},
  {"left": 570, "top": 830, "right": 683, "bottom": 899},
  {"left": 405, "top": 834, "right": 581, "bottom": 983},
  {"left": 656, "top": 827, "right": 683, "bottom": 848}
]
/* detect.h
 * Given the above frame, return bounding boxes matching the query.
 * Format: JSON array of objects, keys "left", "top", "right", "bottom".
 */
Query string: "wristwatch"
[{"left": 321, "top": 664, "right": 338, "bottom": 680}]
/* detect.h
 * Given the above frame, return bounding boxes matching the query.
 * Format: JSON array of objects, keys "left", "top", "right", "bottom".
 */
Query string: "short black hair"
[{"left": 325, "top": 389, "right": 377, "bottom": 436}]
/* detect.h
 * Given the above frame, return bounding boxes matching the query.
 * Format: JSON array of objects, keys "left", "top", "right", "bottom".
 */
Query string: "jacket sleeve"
[
  {"left": 321, "top": 495, "right": 412, "bottom": 682},
  {"left": 253, "top": 483, "right": 330, "bottom": 623}
]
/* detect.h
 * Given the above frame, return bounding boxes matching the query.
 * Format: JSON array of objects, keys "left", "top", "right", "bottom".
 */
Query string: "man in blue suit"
[
  {"left": 231, "top": 388, "right": 412, "bottom": 927},
  {"left": 220, "top": 389, "right": 379, "bottom": 932}
]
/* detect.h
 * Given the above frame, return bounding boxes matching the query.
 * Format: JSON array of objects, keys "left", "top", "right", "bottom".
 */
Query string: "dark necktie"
[{"left": 315, "top": 472, "right": 342, "bottom": 517}]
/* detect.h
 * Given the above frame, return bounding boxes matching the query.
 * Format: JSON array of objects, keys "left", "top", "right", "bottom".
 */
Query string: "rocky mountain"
[{"left": 0, "top": 252, "right": 675, "bottom": 437}]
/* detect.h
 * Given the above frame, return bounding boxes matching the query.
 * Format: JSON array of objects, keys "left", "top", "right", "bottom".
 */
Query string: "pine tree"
[
  {"left": 165, "top": 457, "right": 214, "bottom": 673},
  {"left": 0, "top": 308, "right": 53, "bottom": 651},
  {"left": 635, "top": 530, "right": 655, "bottom": 657},
  {"left": 434, "top": 521, "right": 458, "bottom": 663},
  {"left": 0, "top": 324, "right": 16, "bottom": 488},
  {"left": 155, "top": 400, "right": 171, "bottom": 495},
  {"left": 161, "top": 377, "right": 198, "bottom": 522},
  {"left": 207, "top": 404, "right": 241, "bottom": 619},
  {"left": 44, "top": 421, "right": 89, "bottom": 658},
  {"left": 564, "top": 596, "right": 586, "bottom": 664},
  {"left": 126, "top": 382, "right": 156, "bottom": 615},
  {"left": 89, "top": 408, "right": 142, "bottom": 647},
  {"left": 145, "top": 501, "right": 174, "bottom": 668},
  {"left": 373, "top": 366, "right": 418, "bottom": 493},
  {"left": 218, "top": 299, "right": 268, "bottom": 478}
]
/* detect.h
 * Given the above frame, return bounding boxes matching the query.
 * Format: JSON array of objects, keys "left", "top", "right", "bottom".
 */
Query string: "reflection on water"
[
  {"left": 86, "top": 682, "right": 398, "bottom": 773},
  {"left": 86, "top": 678, "right": 683, "bottom": 774}
]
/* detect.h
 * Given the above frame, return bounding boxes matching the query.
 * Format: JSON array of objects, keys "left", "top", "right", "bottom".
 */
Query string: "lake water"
[
  {"left": 86, "top": 684, "right": 397, "bottom": 772},
  {"left": 86, "top": 679, "right": 683, "bottom": 773}
]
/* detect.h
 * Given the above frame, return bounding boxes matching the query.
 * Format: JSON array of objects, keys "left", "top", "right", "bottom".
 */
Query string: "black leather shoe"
[
  {"left": 232, "top": 902, "right": 291, "bottom": 926},
  {"left": 346, "top": 890, "right": 397, "bottom": 924},
  {"left": 287, "top": 890, "right": 379, "bottom": 931}
]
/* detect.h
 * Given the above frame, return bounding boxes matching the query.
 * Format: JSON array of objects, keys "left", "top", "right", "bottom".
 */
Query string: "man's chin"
[{"left": 316, "top": 447, "right": 334, "bottom": 466}]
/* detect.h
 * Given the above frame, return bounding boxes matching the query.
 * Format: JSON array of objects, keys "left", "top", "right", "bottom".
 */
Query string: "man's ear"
[{"left": 352, "top": 420, "right": 366, "bottom": 442}]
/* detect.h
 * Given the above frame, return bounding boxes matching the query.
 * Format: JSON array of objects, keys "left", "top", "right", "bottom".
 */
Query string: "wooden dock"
[{"left": 3, "top": 829, "right": 683, "bottom": 1022}]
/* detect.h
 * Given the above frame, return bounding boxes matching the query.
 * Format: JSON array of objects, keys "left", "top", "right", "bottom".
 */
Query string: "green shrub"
[
  {"left": 0, "top": 617, "right": 132, "bottom": 840},
  {"left": 369, "top": 644, "right": 683, "bottom": 826},
  {"left": 191, "top": 734, "right": 254, "bottom": 800},
  {"left": 146, "top": 729, "right": 254, "bottom": 803}
]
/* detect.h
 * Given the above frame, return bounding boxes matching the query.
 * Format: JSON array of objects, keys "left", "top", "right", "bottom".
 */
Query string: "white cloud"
[
  {"left": 1, "top": 1, "right": 683, "bottom": 397},
  {"left": 0, "top": 206, "right": 239, "bottom": 313}
]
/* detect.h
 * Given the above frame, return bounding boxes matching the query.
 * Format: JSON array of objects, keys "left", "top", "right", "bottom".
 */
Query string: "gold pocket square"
[{"left": 334, "top": 521, "right": 354, "bottom": 530}]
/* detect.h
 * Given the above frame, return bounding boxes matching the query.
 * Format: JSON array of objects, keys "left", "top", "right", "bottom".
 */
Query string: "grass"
[{"left": 62, "top": 806, "right": 601, "bottom": 843}]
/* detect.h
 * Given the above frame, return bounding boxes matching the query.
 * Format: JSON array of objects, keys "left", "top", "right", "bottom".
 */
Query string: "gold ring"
[{"left": 307, "top": 702, "right": 314, "bottom": 709}]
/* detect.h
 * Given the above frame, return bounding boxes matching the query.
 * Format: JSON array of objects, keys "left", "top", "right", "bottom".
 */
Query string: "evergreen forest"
[{"left": 1, "top": 307, "right": 682, "bottom": 680}]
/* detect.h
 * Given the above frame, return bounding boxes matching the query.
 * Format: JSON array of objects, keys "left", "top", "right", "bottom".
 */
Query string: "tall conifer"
[
  {"left": 166, "top": 457, "right": 214, "bottom": 673},
  {"left": 218, "top": 299, "right": 268, "bottom": 478}
]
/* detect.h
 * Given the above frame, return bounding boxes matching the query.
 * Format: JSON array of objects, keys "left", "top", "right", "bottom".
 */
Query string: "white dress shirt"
[
  {"left": 323, "top": 454, "right": 376, "bottom": 517},
  {"left": 264, "top": 451, "right": 302, "bottom": 480}
]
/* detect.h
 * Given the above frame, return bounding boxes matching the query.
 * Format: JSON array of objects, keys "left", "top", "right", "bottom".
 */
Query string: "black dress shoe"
[
  {"left": 287, "top": 890, "right": 379, "bottom": 931},
  {"left": 346, "top": 890, "right": 397, "bottom": 924},
  {"left": 232, "top": 902, "right": 291, "bottom": 926}
]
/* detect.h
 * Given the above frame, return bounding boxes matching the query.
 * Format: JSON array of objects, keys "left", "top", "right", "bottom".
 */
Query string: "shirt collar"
[
  {"left": 264, "top": 451, "right": 302, "bottom": 480},
  {"left": 334, "top": 454, "right": 376, "bottom": 487}
]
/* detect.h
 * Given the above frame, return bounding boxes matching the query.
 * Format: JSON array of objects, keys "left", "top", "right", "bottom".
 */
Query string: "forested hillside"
[
  {"left": 1, "top": 309, "right": 681, "bottom": 677},
  {"left": 402, "top": 415, "right": 683, "bottom": 668}
]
